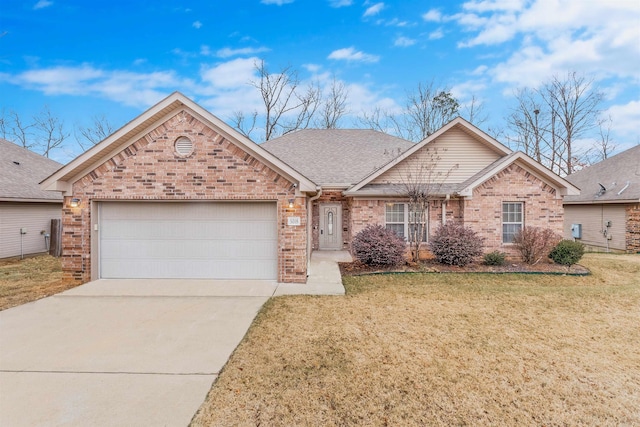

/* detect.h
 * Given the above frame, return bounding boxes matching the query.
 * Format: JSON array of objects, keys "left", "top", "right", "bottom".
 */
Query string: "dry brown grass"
[
  {"left": 192, "top": 253, "right": 640, "bottom": 426},
  {"left": 0, "top": 254, "right": 75, "bottom": 311}
]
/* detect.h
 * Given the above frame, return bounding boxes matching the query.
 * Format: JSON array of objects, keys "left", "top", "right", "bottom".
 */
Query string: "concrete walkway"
[{"left": 0, "top": 250, "right": 350, "bottom": 427}]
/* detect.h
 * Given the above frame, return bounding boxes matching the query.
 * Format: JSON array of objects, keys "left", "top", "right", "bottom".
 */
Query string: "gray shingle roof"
[
  {"left": 0, "top": 139, "right": 63, "bottom": 201},
  {"left": 261, "top": 129, "right": 414, "bottom": 185},
  {"left": 564, "top": 145, "right": 640, "bottom": 203}
]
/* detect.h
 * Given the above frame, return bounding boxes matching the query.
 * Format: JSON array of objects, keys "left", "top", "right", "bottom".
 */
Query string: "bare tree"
[
  {"left": 231, "top": 60, "right": 321, "bottom": 141},
  {"left": 75, "top": 114, "right": 114, "bottom": 150},
  {"left": 461, "top": 95, "right": 489, "bottom": 128},
  {"left": 586, "top": 115, "right": 616, "bottom": 164},
  {"left": 33, "top": 106, "right": 68, "bottom": 158},
  {"left": 359, "top": 81, "right": 460, "bottom": 142},
  {"left": 507, "top": 72, "right": 603, "bottom": 175},
  {"left": 316, "top": 76, "right": 349, "bottom": 129},
  {"left": 1, "top": 107, "right": 69, "bottom": 157},
  {"left": 390, "top": 148, "right": 458, "bottom": 262}
]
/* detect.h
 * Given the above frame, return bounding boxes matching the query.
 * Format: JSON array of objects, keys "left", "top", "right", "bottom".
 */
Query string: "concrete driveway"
[{"left": 0, "top": 279, "right": 277, "bottom": 427}]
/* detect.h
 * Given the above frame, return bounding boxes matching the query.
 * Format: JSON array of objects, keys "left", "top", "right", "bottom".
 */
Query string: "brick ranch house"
[{"left": 41, "top": 92, "right": 579, "bottom": 284}]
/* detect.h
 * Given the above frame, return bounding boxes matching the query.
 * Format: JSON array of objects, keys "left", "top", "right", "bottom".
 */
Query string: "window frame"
[
  {"left": 502, "top": 202, "right": 524, "bottom": 243},
  {"left": 385, "top": 202, "right": 428, "bottom": 243}
]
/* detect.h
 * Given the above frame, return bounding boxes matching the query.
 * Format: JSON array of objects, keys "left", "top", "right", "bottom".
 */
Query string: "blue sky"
[{"left": 1, "top": 0, "right": 639, "bottom": 163}]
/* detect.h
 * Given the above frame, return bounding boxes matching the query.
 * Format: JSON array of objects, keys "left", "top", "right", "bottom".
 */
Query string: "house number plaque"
[{"left": 287, "top": 217, "right": 301, "bottom": 226}]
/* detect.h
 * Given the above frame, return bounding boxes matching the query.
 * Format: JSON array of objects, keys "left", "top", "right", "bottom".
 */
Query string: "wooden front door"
[{"left": 319, "top": 204, "right": 342, "bottom": 250}]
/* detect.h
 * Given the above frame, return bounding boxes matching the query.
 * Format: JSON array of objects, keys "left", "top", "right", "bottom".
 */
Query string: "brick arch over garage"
[{"left": 62, "top": 111, "right": 307, "bottom": 284}]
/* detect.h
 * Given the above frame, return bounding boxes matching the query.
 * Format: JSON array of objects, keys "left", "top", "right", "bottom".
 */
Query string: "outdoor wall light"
[
  {"left": 288, "top": 199, "right": 295, "bottom": 208},
  {"left": 70, "top": 198, "right": 80, "bottom": 208}
]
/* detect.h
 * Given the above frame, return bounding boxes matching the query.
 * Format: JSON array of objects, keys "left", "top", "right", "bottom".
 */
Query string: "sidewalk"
[{"left": 274, "top": 250, "right": 352, "bottom": 296}]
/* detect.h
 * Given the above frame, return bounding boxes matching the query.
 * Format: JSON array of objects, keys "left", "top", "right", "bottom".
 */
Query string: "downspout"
[{"left": 307, "top": 186, "right": 323, "bottom": 275}]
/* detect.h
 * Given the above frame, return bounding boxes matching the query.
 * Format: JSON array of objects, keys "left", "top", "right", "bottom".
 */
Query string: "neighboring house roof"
[
  {"left": 0, "top": 138, "right": 63, "bottom": 202},
  {"left": 345, "top": 118, "right": 579, "bottom": 198},
  {"left": 261, "top": 129, "right": 414, "bottom": 186},
  {"left": 40, "top": 92, "right": 318, "bottom": 195},
  {"left": 564, "top": 145, "right": 640, "bottom": 204}
]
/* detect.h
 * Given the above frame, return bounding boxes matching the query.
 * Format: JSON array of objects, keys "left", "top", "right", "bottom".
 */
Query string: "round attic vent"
[{"left": 175, "top": 136, "right": 194, "bottom": 156}]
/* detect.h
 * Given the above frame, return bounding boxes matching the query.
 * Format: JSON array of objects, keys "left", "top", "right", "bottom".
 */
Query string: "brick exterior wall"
[
  {"left": 311, "top": 190, "right": 350, "bottom": 250},
  {"left": 62, "top": 111, "right": 307, "bottom": 284},
  {"left": 349, "top": 198, "right": 462, "bottom": 251},
  {"left": 626, "top": 203, "right": 640, "bottom": 253},
  {"left": 348, "top": 165, "right": 564, "bottom": 259},
  {"left": 463, "top": 164, "right": 564, "bottom": 257}
]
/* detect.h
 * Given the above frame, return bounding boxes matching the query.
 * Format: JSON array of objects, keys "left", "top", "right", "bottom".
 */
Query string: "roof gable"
[
  {"left": 40, "top": 92, "right": 317, "bottom": 194},
  {"left": 564, "top": 145, "right": 640, "bottom": 204},
  {"left": 0, "top": 139, "right": 63, "bottom": 202},
  {"left": 346, "top": 117, "right": 511, "bottom": 194}
]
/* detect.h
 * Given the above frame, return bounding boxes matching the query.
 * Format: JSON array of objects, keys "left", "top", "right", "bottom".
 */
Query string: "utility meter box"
[{"left": 571, "top": 224, "right": 582, "bottom": 239}]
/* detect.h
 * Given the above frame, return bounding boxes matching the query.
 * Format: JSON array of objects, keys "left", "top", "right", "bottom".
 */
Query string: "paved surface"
[{"left": 0, "top": 250, "right": 351, "bottom": 426}]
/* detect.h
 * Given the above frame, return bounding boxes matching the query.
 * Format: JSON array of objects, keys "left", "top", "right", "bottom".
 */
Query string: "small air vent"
[{"left": 175, "top": 136, "right": 194, "bottom": 156}]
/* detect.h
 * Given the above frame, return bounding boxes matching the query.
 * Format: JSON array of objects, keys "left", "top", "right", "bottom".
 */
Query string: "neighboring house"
[
  {"left": 0, "top": 138, "right": 63, "bottom": 258},
  {"left": 563, "top": 145, "right": 640, "bottom": 253},
  {"left": 40, "top": 92, "right": 579, "bottom": 284}
]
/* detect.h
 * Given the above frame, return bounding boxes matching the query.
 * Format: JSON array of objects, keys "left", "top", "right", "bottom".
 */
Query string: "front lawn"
[
  {"left": 0, "top": 255, "right": 73, "bottom": 310},
  {"left": 192, "top": 253, "right": 640, "bottom": 426}
]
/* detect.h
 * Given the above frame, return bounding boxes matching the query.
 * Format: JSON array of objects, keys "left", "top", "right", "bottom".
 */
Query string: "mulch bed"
[{"left": 339, "top": 259, "right": 590, "bottom": 276}]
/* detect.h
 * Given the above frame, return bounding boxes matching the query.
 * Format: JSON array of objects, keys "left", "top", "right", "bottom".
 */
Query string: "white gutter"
[{"left": 306, "top": 186, "right": 323, "bottom": 276}]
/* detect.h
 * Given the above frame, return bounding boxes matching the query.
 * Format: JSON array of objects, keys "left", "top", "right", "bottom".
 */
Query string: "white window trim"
[
  {"left": 502, "top": 202, "right": 524, "bottom": 244},
  {"left": 385, "top": 203, "right": 428, "bottom": 243}
]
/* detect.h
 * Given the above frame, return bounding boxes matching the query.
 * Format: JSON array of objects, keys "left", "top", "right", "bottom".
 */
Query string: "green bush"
[
  {"left": 483, "top": 251, "right": 506, "bottom": 266},
  {"left": 549, "top": 240, "right": 585, "bottom": 266}
]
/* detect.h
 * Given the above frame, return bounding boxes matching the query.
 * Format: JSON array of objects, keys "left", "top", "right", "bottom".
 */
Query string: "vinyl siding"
[
  {"left": 563, "top": 204, "right": 627, "bottom": 251},
  {"left": 0, "top": 202, "right": 62, "bottom": 258},
  {"left": 373, "top": 127, "right": 503, "bottom": 185}
]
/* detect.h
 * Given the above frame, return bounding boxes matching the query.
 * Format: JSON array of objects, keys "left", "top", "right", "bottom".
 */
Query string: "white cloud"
[
  {"left": 605, "top": 100, "right": 640, "bottom": 140},
  {"left": 199, "top": 57, "right": 258, "bottom": 90},
  {"left": 260, "top": 0, "right": 294, "bottom": 5},
  {"left": 435, "top": 1, "right": 640, "bottom": 95},
  {"left": 329, "top": 0, "right": 352, "bottom": 7},
  {"left": 192, "top": 21, "right": 202, "bottom": 29},
  {"left": 422, "top": 9, "right": 442, "bottom": 22},
  {"left": 215, "top": 46, "right": 270, "bottom": 58},
  {"left": 33, "top": 0, "right": 52, "bottom": 10},
  {"left": 328, "top": 47, "right": 380, "bottom": 63},
  {"left": 428, "top": 29, "right": 444, "bottom": 40},
  {"left": 363, "top": 2, "right": 384, "bottom": 17},
  {"left": 394, "top": 36, "right": 416, "bottom": 47},
  {"left": 8, "top": 65, "right": 188, "bottom": 107},
  {"left": 303, "top": 63, "right": 322, "bottom": 73}
]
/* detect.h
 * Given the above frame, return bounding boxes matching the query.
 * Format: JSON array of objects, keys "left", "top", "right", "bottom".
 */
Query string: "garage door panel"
[
  {"left": 101, "top": 219, "right": 277, "bottom": 240},
  {"left": 99, "top": 202, "right": 278, "bottom": 280},
  {"left": 101, "top": 239, "right": 277, "bottom": 260},
  {"left": 101, "top": 259, "right": 277, "bottom": 279}
]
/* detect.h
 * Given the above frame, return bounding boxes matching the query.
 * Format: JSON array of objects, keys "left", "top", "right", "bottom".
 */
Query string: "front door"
[{"left": 319, "top": 204, "right": 342, "bottom": 250}]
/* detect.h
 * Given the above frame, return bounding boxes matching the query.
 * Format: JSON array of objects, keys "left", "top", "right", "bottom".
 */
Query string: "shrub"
[
  {"left": 512, "top": 227, "right": 562, "bottom": 264},
  {"left": 483, "top": 251, "right": 506, "bottom": 266},
  {"left": 429, "top": 222, "right": 484, "bottom": 267},
  {"left": 351, "top": 224, "right": 406, "bottom": 266},
  {"left": 549, "top": 240, "right": 585, "bottom": 266}
]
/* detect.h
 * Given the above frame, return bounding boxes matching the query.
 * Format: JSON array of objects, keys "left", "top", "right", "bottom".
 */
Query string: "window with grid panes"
[
  {"left": 502, "top": 202, "right": 523, "bottom": 243},
  {"left": 385, "top": 203, "right": 427, "bottom": 242}
]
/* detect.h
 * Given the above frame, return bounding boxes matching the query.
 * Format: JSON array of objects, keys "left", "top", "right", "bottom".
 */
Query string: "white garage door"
[{"left": 99, "top": 202, "right": 278, "bottom": 280}]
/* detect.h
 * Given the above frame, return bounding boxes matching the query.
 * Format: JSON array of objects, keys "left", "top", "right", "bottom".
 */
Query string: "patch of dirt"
[{"left": 340, "top": 259, "right": 590, "bottom": 276}]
